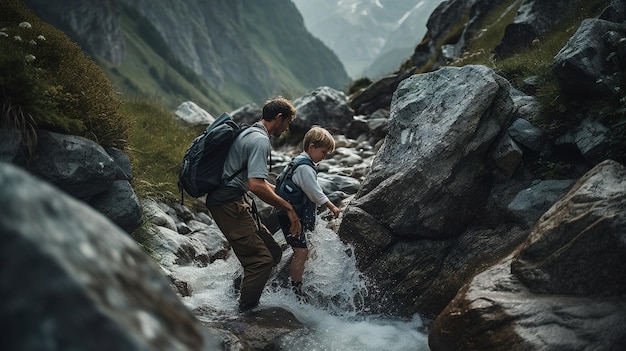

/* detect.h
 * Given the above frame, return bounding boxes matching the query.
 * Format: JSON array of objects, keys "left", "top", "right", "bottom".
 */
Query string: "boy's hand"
[
  {"left": 330, "top": 205, "right": 340, "bottom": 218},
  {"left": 326, "top": 201, "right": 340, "bottom": 219}
]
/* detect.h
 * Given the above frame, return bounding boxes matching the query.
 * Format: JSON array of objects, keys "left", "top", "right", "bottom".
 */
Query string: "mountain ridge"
[{"left": 22, "top": 0, "right": 350, "bottom": 114}]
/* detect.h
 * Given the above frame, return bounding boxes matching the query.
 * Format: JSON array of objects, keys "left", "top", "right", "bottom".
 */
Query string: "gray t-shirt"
[
  {"left": 291, "top": 152, "right": 329, "bottom": 206},
  {"left": 206, "top": 122, "right": 270, "bottom": 205}
]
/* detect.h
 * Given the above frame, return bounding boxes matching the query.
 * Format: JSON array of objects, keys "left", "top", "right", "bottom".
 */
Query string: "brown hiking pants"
[{"left": 208, "top": 193, "right": 282, "bottom": 311}]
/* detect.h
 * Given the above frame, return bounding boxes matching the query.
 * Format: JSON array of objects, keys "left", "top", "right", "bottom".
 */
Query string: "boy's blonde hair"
[{"left": 303, "top": 126, "right": 335, "bottom": 153}]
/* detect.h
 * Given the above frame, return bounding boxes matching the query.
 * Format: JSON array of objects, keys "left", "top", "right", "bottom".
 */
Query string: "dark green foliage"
[{"left": 0, "top": 0, "right": 132, "bottom": 151}]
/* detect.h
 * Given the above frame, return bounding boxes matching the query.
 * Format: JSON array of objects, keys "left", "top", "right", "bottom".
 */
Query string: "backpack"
[
  {"left": 177, "top": 112, "right": 251, "bottom": 204},
  {"left": 275, "top": 155, "right": 316, "bottom": 217}
]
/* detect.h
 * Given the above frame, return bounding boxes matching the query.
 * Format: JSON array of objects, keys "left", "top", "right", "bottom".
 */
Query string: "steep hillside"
[{"left": 22, "top": 0, "right": 350, "bottom": 114}]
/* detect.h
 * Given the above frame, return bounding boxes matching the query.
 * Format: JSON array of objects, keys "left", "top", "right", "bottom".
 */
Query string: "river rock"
[
  {"left": 508, "top": 118, "right": 545, "bottom": 152},
  {"left": 512, "top": 160, "right": 626, "bottom": 296},
  {"left": 175, "top": 101, "right": 215, "bottom": 125},
  {"left": 556, "top": 117, "right": 611, "bottom": 165},
  {"left": 506, "top": 179, "right": 575, "bottom": 229},
  {"left": 492, "top": 133, "right": 523, "bottom": 179},
  {"left": 291, "top": 86, "right": 354, "bottom": 136},
  {"left": 0, "top": 161, "right": 222, "bottom": 350},
  {"left": 89, "top": 179, "right": 143, "bottom": 233},
  {"left": 553, "top": 18, "right": 626, "bottom": 98}
]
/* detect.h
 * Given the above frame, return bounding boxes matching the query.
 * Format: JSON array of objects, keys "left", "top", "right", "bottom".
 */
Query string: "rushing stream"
[{"left": 172, "top": 217, "right": 429, "bottom": 350}]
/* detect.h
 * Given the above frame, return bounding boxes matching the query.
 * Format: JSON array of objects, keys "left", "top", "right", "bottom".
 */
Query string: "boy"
[{"left": 275, "top": 126, "right": 340, "bottom": 296}]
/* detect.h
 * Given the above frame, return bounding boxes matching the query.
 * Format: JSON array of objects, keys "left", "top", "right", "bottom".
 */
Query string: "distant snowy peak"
[
  {"left": 293, "top": 0, "right": 445, "bottom": 78},
  {"left": 397, "top": 1, "right": 425, "bottom": 27}
]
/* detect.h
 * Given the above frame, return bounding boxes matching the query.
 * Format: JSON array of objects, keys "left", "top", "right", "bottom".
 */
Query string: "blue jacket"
[{"left": 275, "top": 155, "right": 317, "bottom": 231}]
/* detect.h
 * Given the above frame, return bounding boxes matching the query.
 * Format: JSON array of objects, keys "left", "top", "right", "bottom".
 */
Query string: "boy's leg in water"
[
  {"left": 291, "top": 280, "right": 303, "bottom": 296},
  {"left": 290, "top": 248, "right": 308, "bottom": 282}
]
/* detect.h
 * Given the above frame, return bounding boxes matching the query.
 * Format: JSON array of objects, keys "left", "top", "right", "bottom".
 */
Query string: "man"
[{"left": 206, "top": 96, "right": 302, "bottom": 313}]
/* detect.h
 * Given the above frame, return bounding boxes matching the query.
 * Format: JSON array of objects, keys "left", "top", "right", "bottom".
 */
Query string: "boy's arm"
[
  {"left": 296, "top": 169, "right": 340, "bottom": 218},
  {"left": 293, "top": 166, "right": 329, "bottom": 206}
]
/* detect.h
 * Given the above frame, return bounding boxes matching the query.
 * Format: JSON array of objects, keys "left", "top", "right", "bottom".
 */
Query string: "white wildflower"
[
  {"left": 19, "top": 22, "right": 32, "bottom": 29},
  {"left": 0, "top": 32, "right": 8, "bottom": 38},
  {"left": 29, "top": 39, "right": 37, "bottom": 45},
  {"left": 37, "top": 35, "right": 46, "bottom": 41},
  {"left": 14, "top": 35, "right": 22, "bottom": 42},
  {"left": 25, "top": 54, "right": 36, "bottom": 63}
]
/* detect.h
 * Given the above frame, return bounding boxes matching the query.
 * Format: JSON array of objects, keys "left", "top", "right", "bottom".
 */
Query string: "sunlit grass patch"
[{"left": 123, "top": 99, "right": 206, "bottom": 206}]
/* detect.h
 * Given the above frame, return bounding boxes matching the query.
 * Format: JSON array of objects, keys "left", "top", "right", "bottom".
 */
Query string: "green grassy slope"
[{"left": 97, "top": 3, "right": 233, "bottom": 116}]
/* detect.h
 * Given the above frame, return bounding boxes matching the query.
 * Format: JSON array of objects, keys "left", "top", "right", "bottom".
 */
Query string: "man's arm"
[{"left": 248, "top": 178, "right": 302, "bottom": 235}]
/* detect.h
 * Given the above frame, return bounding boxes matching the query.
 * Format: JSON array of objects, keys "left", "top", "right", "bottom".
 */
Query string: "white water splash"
[{"left": 175, "top": 217, "right": 430, "bottom": 350}]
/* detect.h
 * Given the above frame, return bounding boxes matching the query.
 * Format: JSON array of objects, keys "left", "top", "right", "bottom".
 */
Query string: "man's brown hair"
[{"left": 262, "top": 96, "right": 296, "bottom": 122}]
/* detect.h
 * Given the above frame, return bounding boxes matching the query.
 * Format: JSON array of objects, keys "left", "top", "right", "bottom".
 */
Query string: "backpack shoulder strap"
[{"left": 286, "top": 156, "right": 316, "bottom": 178}]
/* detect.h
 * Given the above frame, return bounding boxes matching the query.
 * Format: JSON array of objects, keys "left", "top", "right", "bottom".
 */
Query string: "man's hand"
[
  {"left": 248, "top": 177, "right": 302, "bottom": 235},
  {"left": 287, "top": 208, "right": 302, "bottom": 236}
]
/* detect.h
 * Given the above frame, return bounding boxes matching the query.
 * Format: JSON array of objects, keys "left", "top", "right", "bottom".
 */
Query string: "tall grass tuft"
[{"left": 123, "top": 99, "right": 205, "bottom": 207}]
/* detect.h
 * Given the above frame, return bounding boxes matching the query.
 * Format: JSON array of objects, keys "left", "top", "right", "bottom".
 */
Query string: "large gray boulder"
[
  {"left": 338, "top": 65, "right": 533, "bottom": 319},
  {"left": 231, "top": 102, "right": 261, "bottom": 126},
  {"left": 0, "top": 162, "right": 222, "bottom": 350},
  {"left": 291, "top": 86, "right": 354, "bottom": 136},
  {"left": 105, "top": 146, "right": 133, "bottom": 181},
  {"left": 349, "top": 65, "right": 514, "bottom": 239},
  {"left": 11, "top": 130, "right": 143, "bottom": 233},
  {"left": 553, "top": 18, "right": 626, "bottom": 98},
  {"left": 511, "top": 160, "right": 626, "bottom": 296},
  {"left": 17, "top": 130, "right": 117, "bottom": 200},
  {"left": 429, "top": 160, "right": 626, "bottom": 351},
  {"left": 350, "top": 72, "right": 411, "bottom": 116}
]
